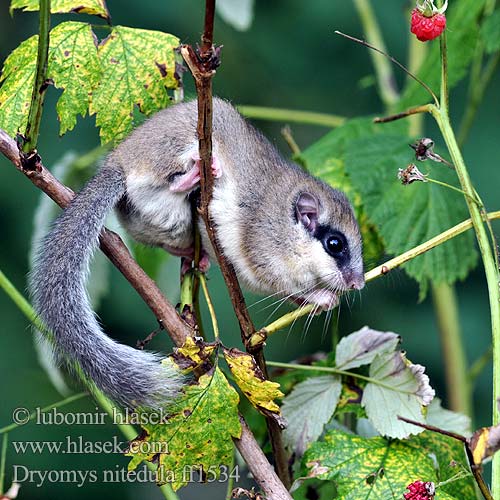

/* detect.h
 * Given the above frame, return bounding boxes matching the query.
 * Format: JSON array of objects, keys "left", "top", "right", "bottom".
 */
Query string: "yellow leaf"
[
  {"left": 172, "top": 336, "right": 217, "bottom": 370},
  {"left": 223, "top": 347, "right": 283, "bottom": 414},
  {"left": 469, "top": 424, "right": 500, "bottom": 465}
]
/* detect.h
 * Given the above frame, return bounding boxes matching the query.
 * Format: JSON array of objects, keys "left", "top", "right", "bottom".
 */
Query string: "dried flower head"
[
  {"left": 410, "top": 138, "right": 454, "bottom": 168},
  {"left": 398, "top": 164, "right": 428, "bottom": 185}
]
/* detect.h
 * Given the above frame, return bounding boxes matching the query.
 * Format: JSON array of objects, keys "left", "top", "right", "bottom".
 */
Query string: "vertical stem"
[
  {"left": 0, "top": 434, "right": 8, "bottom": 495},
  {"left": 430, "top": 102, "right": 500, "bottom": 497},
  {"left": 431, "top": 283, "right": 471, "bottom": 415},
  {"left": 436, "top": 30, "right": 500, "bottom": 495},
  {"left": 183, "top": 1, "right": 292, "bottom": 487},
  {"left": 23, "top": 0, "right": 51, "bottom": 153},
  {"left": 352, "top": 0, "right": 399, "bottom": 108}
]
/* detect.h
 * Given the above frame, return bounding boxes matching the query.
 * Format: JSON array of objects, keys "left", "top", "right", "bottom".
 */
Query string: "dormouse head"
[{"left": 289, "top": 186, "right": 365, "bottom": 309}]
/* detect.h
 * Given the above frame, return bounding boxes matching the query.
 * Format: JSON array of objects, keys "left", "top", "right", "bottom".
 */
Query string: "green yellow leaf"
[
  {"left": 10, "top": 0, "right": 110, "bottom": 19},
  {"left": 223, "top": 347, "right": 283, "bottom": 414},
  {"left": 302, "top": 429, "right": 474, "bottom": 499},
  {"left": 0, "top": 34, "right": 37, "bottom": 137},
  {"left": 49, "top": 22, "right": 100, "bottom": 135},
  {"left": 89, "top": 26, "right": 180, "bottom": 144},
  {"left": 334, "top": 379, "right": 365, "bottom": 418},
  {"left": 0, "top": 22, "right": 100, "bottom": 138},
  {"left": 127, "top": 367, "right": 241, "bottom": 491}
]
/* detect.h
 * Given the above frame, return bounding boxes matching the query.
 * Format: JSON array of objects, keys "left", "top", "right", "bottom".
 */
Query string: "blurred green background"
[{"left": 0, "top": 0, "right": 499, "bottom": 498}]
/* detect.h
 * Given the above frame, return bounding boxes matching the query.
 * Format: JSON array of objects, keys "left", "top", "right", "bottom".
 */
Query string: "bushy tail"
[{"left": 30, "top": 164, "right": 183, "bottom": 409}]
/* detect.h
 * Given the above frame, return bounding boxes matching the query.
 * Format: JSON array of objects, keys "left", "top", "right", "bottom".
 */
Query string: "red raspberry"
[
  {"left": 403, "top": 480, "right": 436, "bottom": 500},
  {"left": 410, "top": 8, "right": 446, "bottom": 41}
]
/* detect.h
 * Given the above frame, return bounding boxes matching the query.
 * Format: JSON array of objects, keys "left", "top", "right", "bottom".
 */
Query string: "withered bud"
[
  {"left": 410, "top": 137, "right": 435, "bottom": 161},
  {"left": 410, "top": 137, "right": 454, "bottom": 168},
  {"left": 398, "top": 164, "right": 428, "bottom": 185}
]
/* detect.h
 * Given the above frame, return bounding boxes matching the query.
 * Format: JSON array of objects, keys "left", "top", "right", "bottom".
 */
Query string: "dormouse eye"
[{"left": 323, "top": 232, "right": 347, "bottom": 258}]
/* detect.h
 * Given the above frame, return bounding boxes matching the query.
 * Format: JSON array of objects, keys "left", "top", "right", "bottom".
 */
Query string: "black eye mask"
[{"left": 314, "top": 225, "right": 350, "bottom": 268}]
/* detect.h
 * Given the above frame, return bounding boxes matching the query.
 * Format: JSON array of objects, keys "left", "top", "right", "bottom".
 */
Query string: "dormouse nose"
[{"left": 343, "top": 270, "right": 365, "bottom": 290}]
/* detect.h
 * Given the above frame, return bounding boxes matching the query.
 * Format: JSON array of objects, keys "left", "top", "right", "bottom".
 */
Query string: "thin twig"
[
  {"left": 374, "top": 104, "right": 432, "bottom": 123},
  {"left": 334, "top": 30, "right": 439, "bottom": 106},
  {"left": 280, "top": 126, "right": 301, "bottom": 156},
  {"left": 352, "top": 0, "right": 399, "bottom": 106},
  {"left": 180, "top": 1, "right": 292, "bottom": 493},
  {"left": 0, "top": 433, "right": 8, "bottom": 494},
  {"left": 199, "top": 274, "right": 220, "bottom": 340},
  {"left": 237, "top": 105, "right": 345, "bottom": 128}
]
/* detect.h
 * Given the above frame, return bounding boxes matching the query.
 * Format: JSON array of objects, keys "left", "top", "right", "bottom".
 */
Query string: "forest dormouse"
[{"left": 30, "top": 98, "right": 364, "bottom": 409}]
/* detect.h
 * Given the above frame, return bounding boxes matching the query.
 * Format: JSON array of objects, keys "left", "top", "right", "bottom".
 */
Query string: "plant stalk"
[
  {"left": 237, "top": 105, "right": 345, "bottom": 128},
  {"left": 433, "top": 32, "right": 500, "bottom": 496},
  {"left": 352, "top": 0, "right": 399, "bottom": 107},
  {"left": 0, "top": 434, "right": 8, "bottom": 494},
  {"left": 23, "top": 0, "right": 51, "bottom": 153},
  {"left": 431, "top": 282, "right": 471, "bottom": 415}
]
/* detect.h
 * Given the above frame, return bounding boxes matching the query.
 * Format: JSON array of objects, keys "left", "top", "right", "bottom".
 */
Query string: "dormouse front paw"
[{"left": 169, "top": 155, "right": 222, "bottom": 193}]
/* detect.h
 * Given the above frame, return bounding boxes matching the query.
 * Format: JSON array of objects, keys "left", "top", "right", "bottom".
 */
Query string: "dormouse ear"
[{"left": 295, "top": 192, "right": 319, "bottom": 233}]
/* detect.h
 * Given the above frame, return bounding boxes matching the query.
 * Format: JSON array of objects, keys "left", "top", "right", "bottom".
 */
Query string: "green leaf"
[
  {"left": 481, "top": 9, "right": 500, "bottom": 53},
  {"left": 89, "top": 26, "right": 180, "bottom": 144},
  {"left": 49, "top": 22, "right": 101, "bottom": 135},
  {"left": 0, "top": 34, "right": 37, "bottom": 137},
  {"left": 362, "top": 351, "right": 435, "bottom": 439},
  {"left": 300, "top": 118, "right": 405, "bottom": 264},
  {"left": 335, "top": 326, "right": 400, "bottom": 370},
  {"left": 427, "top": 397, "right": 471, "bottom": 436},
  {"left": 400, "top": 0, "right": 486, "bottom": 109},
  {"left": 127, "top": 367, "right": 241, "bottom": 491},
  {"left": 282, "top": 375, "right": 341, "bottom": 454},
  {"left": 10, "top": 0, "right": 110, "bottom": 19},
  {"left": 344, "top": 133, "right": 478, "bottom": 298},
  {"left": 302, "top": 429, "right": 473, "bottom": 499}
]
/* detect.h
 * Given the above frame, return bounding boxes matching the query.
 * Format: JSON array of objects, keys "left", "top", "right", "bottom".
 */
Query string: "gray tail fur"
[{"left": 30, "top": 163, "right": 183, "bottom": 409}]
